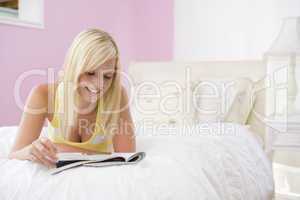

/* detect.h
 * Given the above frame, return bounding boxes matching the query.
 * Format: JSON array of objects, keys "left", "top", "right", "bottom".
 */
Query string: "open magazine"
[{"left": 49, "top": 151, "right": 146, "bottom": 175}]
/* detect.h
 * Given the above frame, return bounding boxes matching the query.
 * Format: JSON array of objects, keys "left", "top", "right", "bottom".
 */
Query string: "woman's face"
[{"left": 77, "top": 58, "right": 116, "bottom": 103}]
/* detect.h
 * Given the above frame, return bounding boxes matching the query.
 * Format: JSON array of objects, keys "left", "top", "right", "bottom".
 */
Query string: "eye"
[
  {"left": 104, "top": 75, "right": 113, "bottom": 80},
  {"left": 86, "top": 71, "right": 95, "bottom": 76}
]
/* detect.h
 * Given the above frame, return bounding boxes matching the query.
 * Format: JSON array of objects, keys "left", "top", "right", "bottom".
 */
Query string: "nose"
[{"left": 90, "top": 77, "right": 103, "bottom": 91}]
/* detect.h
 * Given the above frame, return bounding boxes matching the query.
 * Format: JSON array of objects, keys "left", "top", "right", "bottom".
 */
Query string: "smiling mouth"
[{"left": 85, "top": 87, "right": 100, "bottom": 94}]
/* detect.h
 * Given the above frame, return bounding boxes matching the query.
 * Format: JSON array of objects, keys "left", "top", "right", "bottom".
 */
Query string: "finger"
[
  {"left": 40, "top": 137, "right": 58, "bottom": 154},
  {"left": 31, "top": 143, "right": 55, "bottom": 168},
  {"left": 39, "top": 138, "right": 58, "bottom": 161},
  {"left": 30, "top": 149, "right": 48, "bottom": 166},
  {"left": 36, "top": 141, "right": 57, "bottom": 163},
  {"left": 31, "top": 143, "right": 51, "bottom": 165},
  {"left": 29, "top": 154, "right": 50, "bottom": 168},
  {"left": 29, "top": 153, "right": 39, "bottom": 163},
  {"left": 32, "top": 146, "right": 55, "bottom": 168}
]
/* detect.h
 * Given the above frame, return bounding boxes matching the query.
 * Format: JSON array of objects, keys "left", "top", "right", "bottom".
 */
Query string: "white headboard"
[{"left": 127, "top": 60, "right": 267, "bottom": 141}]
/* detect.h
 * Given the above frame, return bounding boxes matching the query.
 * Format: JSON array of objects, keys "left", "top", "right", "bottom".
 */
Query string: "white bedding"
[{"left": 0, "top": 123, "right": 274, "bottom": 200}]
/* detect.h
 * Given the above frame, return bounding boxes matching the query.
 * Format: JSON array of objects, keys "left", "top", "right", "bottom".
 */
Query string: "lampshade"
[
  {"left": 265, "top": 17, "right": 300, "bottom": 116},
  {"left": 267, "top": 17, "right": 300, "bottom": 54}
]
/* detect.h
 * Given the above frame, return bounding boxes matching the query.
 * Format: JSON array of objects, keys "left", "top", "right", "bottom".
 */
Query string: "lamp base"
[{"left": 293, "top": 95, "right": 300, "bottom": 115}]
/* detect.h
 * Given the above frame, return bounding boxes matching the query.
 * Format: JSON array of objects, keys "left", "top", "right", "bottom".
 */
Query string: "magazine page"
[
  {"left": 49, "top": 152, "right": 146, "bottom": 175},
  {"left": 126, "top": 152, "right": 146, "bottom": 162},
  {"left": 84, "top": 152, "right": 146, "bottom": 167},
  {"left": 57, "top": 152, "right": 115, "bottom": 161},
  {"left": 57, "top": 152, "right": 143, "bottom": 162},
  {"left": 49, "top": 160, "right": 99, "bottom": 175}
]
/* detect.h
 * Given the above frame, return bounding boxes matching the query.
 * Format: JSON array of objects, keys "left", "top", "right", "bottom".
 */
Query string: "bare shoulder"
[
  {"left": 29, "top": 82, "right": 59, "bottom": 102},
  {"left": 25, "top": 82, "right": 59, "bottom": 119}
]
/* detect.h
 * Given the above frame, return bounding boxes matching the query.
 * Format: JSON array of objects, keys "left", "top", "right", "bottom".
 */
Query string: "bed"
[{"left": 0, "top": 60, "right": 274, "bottom": 200}]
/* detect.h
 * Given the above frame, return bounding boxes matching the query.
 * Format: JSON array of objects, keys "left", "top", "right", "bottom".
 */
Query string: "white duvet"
[{"left": 0, "top": 123, "right": 274, "bottom": 200}]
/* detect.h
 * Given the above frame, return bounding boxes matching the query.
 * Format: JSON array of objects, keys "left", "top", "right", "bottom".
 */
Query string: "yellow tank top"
[{"left": 47, "top": 82, "right": 113, "bottom": 153}]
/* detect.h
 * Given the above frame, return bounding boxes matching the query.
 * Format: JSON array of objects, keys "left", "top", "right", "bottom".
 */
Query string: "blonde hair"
[{"left": 59, "top": 28, "right": 122, "bottom": 139}]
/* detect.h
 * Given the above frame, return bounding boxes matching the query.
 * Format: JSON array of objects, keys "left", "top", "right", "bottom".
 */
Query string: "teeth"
[{"left": 86, "top": 87, "right": 99, "bottom": 94}]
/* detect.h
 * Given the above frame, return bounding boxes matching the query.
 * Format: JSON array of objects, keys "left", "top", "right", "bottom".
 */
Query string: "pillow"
[
  {"left": 130, "top": 82, "right": 195, "bottom": 128},
  {"left": 192, "top": 77, "right": 255, "bottom": 124},
  {"left": 224, "top": 78, "right": 256, "bottom": 124}
]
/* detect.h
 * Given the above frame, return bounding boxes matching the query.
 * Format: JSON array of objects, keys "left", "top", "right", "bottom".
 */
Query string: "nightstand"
[
  {"left": 264, "top": 115, "right": 300, "bottom": 158},
  {"left": 264, "top": 115, "right": 300, "bottom": 200}
]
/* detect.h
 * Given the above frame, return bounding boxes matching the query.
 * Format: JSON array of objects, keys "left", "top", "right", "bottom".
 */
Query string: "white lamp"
[{"left": 265, "top": 17, "right": 300, "bottom": 116}]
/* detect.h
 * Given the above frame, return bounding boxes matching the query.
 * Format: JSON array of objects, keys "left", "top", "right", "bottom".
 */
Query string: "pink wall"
[{"left": 0, "top": 0, "right": 174, "bottom": 125}]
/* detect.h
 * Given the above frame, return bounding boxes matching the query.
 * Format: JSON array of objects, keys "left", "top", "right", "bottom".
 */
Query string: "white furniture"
[
  {"left": 265, "top": 115, "right": 300, "bottom": 158},
  {"left": 264, "top": 18, "right": 300, "bottom": 199},
  {"left": 264, "top": 17, "right": 300, "bottom": 115},
  {"left": 264, "top": 115, "right": 300, "bottom": 200},
  {"left": 0, "top": 0, "right": 44, "bottom": 28},
  {"left": 273, "top": 163, "right": 300, "bottom": 200}
]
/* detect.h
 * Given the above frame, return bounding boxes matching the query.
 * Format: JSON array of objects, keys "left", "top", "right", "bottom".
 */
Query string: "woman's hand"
[{"left": 27, "top": 137, "right": 58, "bottom": 168}]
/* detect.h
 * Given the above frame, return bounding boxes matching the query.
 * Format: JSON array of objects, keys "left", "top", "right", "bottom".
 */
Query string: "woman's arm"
[
  {"left": 8, "top": 84, "right": 57, "bottom": 166},
  {"left": 10, "top": 84, "right": 47, "bottom": 153},
  {"left": 113, "top": 86, "right": 136, "bottom": 152}
]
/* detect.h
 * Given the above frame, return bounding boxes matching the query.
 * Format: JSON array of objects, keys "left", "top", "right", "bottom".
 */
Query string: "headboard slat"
[{"left": 128, "top": 60, "right": 267, "bottom": 144}]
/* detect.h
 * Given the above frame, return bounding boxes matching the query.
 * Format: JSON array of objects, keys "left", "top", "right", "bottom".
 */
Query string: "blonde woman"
[{"left": 8, "top": 29, "right": 136, "bottom": 168}]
